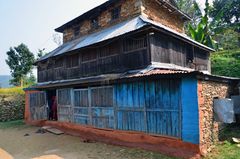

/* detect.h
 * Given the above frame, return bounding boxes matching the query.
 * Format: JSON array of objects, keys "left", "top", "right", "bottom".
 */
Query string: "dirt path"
[{"left": 0, "top": 125, "right": 174, "bottom": 159}]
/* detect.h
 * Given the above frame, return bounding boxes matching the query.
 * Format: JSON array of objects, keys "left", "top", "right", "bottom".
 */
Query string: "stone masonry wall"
[
  {"left": 63, "top": 0, "right": 142, "bottom": 43},
  {"left": 0, "top": 94, "right": 25, "bottom": 122},
  {"left": 142, "top": 0, "right": 184, "bottom": 33},
  {"left": 198, "top": 80, "right": 230, "bottom": 155},
  {"left": 63, "top": 0, "right": 186, "bottom": 43}
]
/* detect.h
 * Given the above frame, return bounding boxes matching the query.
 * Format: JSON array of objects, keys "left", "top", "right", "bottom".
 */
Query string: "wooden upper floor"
[
  {"left": 37, "top": 29, "right": 211, "bottom": 83},
  {"left": 56, "top": 0, "right": 190, "bottom": 43},
  {"left": 36, "top": 0, "right": 212, "bottom": 83}
]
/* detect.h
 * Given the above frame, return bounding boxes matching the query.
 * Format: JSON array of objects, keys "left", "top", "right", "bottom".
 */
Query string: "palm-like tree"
[{"left": 188, "top": 0, "right": 216, "bottom": 49}]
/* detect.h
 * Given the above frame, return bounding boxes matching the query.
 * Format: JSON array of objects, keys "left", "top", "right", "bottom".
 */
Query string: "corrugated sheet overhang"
[
  {"left": 32, "top": 65, "right": 240, "bottom": 89},
  {"left": 38, "top": 15, "right": 214, "bottom": 63}
]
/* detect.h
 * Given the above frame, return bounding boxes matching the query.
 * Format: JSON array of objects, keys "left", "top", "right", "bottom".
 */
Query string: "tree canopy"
[
  {"left": 5, "top": 44, "right": 35, "bottom": 86},
  {"left": 175, "top": 0, "right": 240, "bottom": 77},
  {"left": 211, "top": 49, "right": 240, "bottom": 77},
  {"left": 176, "top": 0, "right": 240, "bottom": 50},
  {"left": 210, "top": 0, "right": 240, "bottom": 50}
]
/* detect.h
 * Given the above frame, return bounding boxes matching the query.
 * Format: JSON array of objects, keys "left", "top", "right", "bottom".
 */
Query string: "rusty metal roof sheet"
[
  {"left": 121, "top": 67, "right": 195, "bottom": 79},
  {"left": 33, "top": 64, "right": 239, "bottom": 89},
  {"left": 128, "top": 69, "right": 192, "bottom": 77}
]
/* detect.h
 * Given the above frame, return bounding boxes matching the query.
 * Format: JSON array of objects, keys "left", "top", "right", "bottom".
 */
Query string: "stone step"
[{"left": 41, "top": 126, "right": 64, "bottom": 135}]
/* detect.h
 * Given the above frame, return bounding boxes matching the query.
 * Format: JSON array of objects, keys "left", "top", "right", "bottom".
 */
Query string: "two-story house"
[{"left": 24, "top": 0, "right": 239, "bottom": 158}]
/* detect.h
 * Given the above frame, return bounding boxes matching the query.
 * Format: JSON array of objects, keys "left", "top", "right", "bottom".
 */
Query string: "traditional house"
[{"left": 24, "top": 0, "right": 239, "bottom": 158}]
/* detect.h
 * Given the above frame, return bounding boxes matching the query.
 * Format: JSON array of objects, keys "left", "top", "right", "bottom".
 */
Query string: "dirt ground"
[{"left": 0, "top": 125, "right": 175, "bottom": 159}]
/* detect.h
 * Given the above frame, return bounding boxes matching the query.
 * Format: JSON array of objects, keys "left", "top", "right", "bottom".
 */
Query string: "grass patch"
[
  {"left": 206, "top": 125, "right": 240, "bottom": 159},
  {"left": 0, "top": 120, "right": 25, "bottom": 129},
  {"left": 0, "top": 87, "right": 25, "bottom": 95}
]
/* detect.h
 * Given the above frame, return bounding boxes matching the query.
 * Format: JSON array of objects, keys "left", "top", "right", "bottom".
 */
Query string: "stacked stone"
[
  {"left": 62, "top": 0, "right": 185, "bottom": 43},
  {"left": 198, "top": 80, "right": 229, "bottom": 155},
  {"left": 63, "top": 0, "right": 142, "bottom": 43},
  {"left": 0, "top": 94, "right": 25, "bottom": 122}
]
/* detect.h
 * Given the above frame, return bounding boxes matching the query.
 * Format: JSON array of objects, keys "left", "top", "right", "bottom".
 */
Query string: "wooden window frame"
[
  {"left": 73, "top": 25, "right": 81, "bottom": 37},
  {"left": 81, "top": 50, "right": 97, "bottom": 63},
  {"left": 66, "top": 54, "right": 79, "bottom": 68},
  {"left": 55, "top": 57, "right": 64, "bottom": 68},
  {"left": 91, "top": 17, "right": 99, "bottom": 30},
  {"left": 111, "top": 6, "right": 121, "bottom": 21}
]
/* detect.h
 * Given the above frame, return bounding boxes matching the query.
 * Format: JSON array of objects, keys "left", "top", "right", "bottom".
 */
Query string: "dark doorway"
[{"left": 47, "top": 90, "right": 57, "bottom": 121}]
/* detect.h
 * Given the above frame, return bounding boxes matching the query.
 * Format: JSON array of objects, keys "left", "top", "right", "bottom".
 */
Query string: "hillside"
[
  {"left": 211, "top": 49, "right": 240, "bottom": 78},
  {"left": 0, "top": 75, "right": 12, "bottom": 88}
]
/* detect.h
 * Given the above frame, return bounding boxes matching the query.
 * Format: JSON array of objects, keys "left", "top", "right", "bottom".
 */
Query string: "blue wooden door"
[
  {"left": 73, "top": 86, "right": 114, "bottom": 129},
  {"left": 115, "top": 79, "right": 181, "bottom": 138},
  {"left": 29, "top": 91, "right": 47, "bottom": 120},
  {"left": 73, "top": 89, "right": 89, "bottom": 125},
  {"left": 145, "top": 80, "right": 181, "bottom": 138}
]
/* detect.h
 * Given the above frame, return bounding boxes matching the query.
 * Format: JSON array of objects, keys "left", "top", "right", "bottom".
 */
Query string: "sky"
[{"left": 0, "top": 0, "right": 212, "bottom": 76}]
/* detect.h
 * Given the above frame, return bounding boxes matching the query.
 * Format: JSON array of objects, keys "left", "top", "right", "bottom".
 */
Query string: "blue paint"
[
  {"left": 181, "top": 77, "right": 199, "bottom": 144},
  {"left": 72, "top": 78, "right": 200, "bottom": 144},
  {"left": 115, "top": 80, "right": 181, "bottom": 138},
  {"left": 138, "top": 82, "right": 145, "bottom": 108}
]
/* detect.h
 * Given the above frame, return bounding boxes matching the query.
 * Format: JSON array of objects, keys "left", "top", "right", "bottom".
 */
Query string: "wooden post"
[
  {"left": 70, "top": 88, "right": 74, "bottom": 123},
  {"left": 88, "top": 87, "right": 93, "bottom": 125},
  {"left": 20, "top": 78, "right": 24, "bottom": 87}
]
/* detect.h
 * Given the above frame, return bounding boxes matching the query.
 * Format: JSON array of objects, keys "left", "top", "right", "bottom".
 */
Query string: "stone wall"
[
  {"left": 63, "top": 0, "right": 186, "bottom": 43},
  {"left": 197, "top": 80, "right": 230, "bottom": 155},
  {"left": 0, "top": 94, "right": 25, "bottom": 122},
  {"left": 141, "top": 0, "right": 184, "bottom": 33},
  {"left": 63, "top": 0, "right": 142, "bottom": 43}
]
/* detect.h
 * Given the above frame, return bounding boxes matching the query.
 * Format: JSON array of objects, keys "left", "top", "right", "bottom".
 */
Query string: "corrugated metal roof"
[
  {"left": 38, "top": 15, "right": 214, "bottom": 62},
  {"left": 121, "top": 66, "right": 194, "bottom": 78},
  {"left": 33, "top": 63, "right": 239, "bottom": 89},
  {"left": 128, "top": 69, "right": 192, "bottom": 77},
  {"left": 38, "top": 16, "right": 147, "bottom": 61}
]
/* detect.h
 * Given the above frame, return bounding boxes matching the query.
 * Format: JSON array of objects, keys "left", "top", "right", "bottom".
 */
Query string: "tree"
[
  {"left": 24, "top": 72, "right": 36, "bottom": 86},
  {"left": 188, "top": 0, "right": 216, "bottom": 48},
  {"left": 175, "top": 0, "right": 202, "bottom": 27},
  {"left": 214, "top": 28, "right": 239, "bottom": 50},
  {"left": 210, "top": 0, "right": 240, "bottom": 25},
  {"left": 36, "top": 48, "right": 47, "bottom": 60},
  {"left": 210, "top": 0, "right": 240, "bottom": 49},
  {"left": 52, "top": 33, "right": 62, "bottom": 46},
  {"left": 5, "top": 44, "right": 35, "bottom": 87},
  {"left": 211, "top": 49, "right": 240, "bottom": 77}
]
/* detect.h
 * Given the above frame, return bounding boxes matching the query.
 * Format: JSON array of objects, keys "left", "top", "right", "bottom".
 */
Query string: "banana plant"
[{"left": 188, "top": 0, "right": 216, "bottom": 49}]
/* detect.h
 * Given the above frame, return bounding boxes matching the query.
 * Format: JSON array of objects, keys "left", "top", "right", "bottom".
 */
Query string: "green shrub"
[{"left": 211, "top": 49, "right": 240, "bottom": 77}]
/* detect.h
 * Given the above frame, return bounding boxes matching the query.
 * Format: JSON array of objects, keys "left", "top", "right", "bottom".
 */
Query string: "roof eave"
[{"left": 156, "top": 0, "right": 192, "bottom": 21}]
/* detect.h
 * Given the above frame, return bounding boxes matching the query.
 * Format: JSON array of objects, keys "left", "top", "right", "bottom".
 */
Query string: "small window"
[
  {"left": 82, "top": 49, "right": 97, "bottom": 62},
  {"left": 186, "top": 45, "right": 194, "bottom": 63},
  {"left": 111, "top": 7, "right": 121, "bottom": 21},
  {"left": 73, "top": 25, "right": 80, "bottom": 37},
  {"left": 123, "top": 35, "right": 147, "bottom": 52},
  {"left": 91, "top": 17, "right": 99, "bottom": 29},
  {"left": 55, "top": 57, "right": 64, "bottom": 68},
  {"left": 66, "top": 54, "right": 79, "bottom": 68}
]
